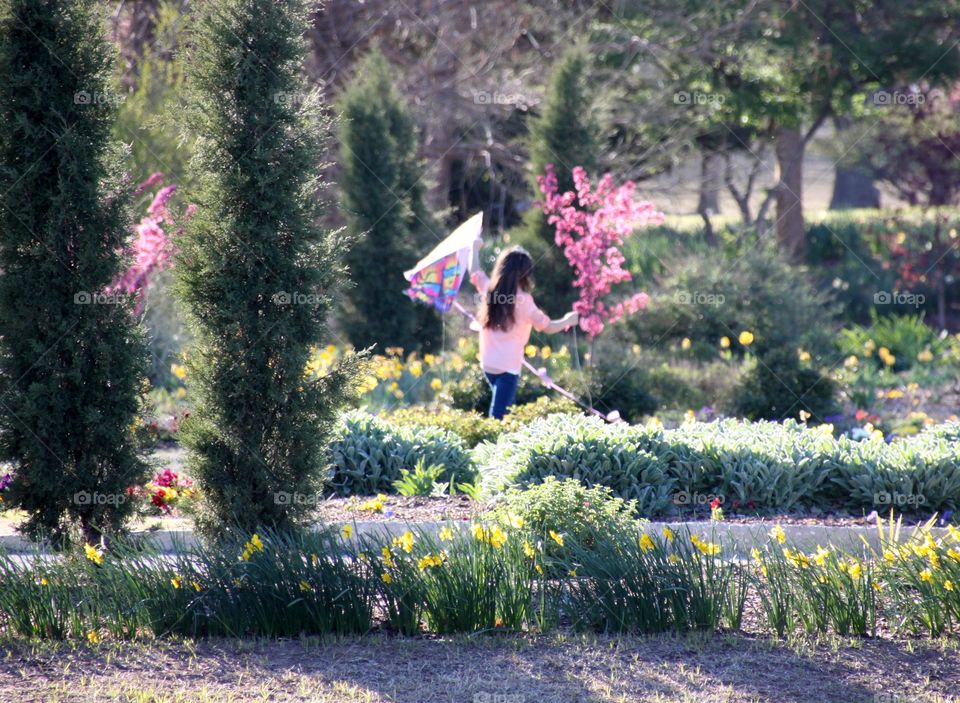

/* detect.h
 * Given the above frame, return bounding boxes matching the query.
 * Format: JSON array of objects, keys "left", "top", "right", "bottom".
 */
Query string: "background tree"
[
  {"left": 338, "top": 49, "right": 441, "bottom": 351},
  {"left": 175, "top": 0, "right": 356, "bottom": 539},
  {"left": 0, "top": 0, "right": 147, "bottom": 543},
  {"left": 511, "top": 49, "right": 599, "bottom": 315}
]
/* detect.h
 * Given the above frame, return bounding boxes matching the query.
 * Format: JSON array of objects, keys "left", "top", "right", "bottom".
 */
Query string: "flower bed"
[{"left": 2, "top": 515, "right": 960, "bottom": 641}]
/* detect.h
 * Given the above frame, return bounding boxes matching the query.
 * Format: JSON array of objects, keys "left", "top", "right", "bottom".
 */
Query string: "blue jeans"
[{"left": 484, "top": 371, "right": 519, "bottom": 420}]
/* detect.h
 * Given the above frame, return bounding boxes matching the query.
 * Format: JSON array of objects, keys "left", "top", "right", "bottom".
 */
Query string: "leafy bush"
[
  {"left": 837, "top": 312, "right": 947, "bottom": 372},
  {"left": 383, "top": 397, "right": 580, "bottom": 447},
  {"left": 382, "top": 408, "right": 501, "bottom": 447},
  {"left": 327, "top": 411, "right": 475, "bottom": 495},
  {"left": 486, "top": 477, "right": 643, "bottom": 551},
  {"left": 637, "top": 246, "right": 838, "bottom": 361},
  {"left": 726, "top": 348, "right": 839, "bottom": 422},
  {"left": 591, "top": 347, "right": 741, "bottom": 420},
  {"left": 475, "top": 415, "right": 675, "bottom": 515}
]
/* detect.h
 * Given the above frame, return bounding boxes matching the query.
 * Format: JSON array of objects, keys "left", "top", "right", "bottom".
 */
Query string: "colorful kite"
[{"left": 403, "top": 212, "right": 483, "bottom": 313}]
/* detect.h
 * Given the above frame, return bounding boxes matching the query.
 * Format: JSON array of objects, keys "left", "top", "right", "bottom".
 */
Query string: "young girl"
[{"left": 470, "top": 243, "right": 578, "bottom": 419}]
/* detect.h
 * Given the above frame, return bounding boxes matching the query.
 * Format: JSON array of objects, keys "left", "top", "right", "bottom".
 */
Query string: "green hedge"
[
  {"left": 475, "top": 416, "right": 960, "bottom": 515},
  {"left": 326, "top": 411, "right": 475, "bottom": 495}
]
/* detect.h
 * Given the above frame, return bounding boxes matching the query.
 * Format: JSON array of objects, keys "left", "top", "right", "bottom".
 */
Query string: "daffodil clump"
[{"left": 752, "top": 526, "right": 878, "bottom": 637}]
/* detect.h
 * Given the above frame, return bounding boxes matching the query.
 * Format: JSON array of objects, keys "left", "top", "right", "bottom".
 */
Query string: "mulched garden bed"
[{"left": 312, "top": 494, "right": 942, "bottom": 527}]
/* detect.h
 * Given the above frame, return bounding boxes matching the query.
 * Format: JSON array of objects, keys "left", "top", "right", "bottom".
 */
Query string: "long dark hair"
[{"left": 478, "top": 246, "right": 534, "bottom": 331}]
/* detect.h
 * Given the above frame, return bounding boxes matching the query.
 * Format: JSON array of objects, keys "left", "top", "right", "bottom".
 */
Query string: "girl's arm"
[{"left": 542, "top": 311, "right": 579, "bottom": 334}]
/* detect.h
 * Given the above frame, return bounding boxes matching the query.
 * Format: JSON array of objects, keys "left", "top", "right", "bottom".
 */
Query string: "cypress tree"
[
  {"left": 338, "top": 49, "right": 440, "bottom": 351},
  {"left": 512, "top": 49, "right": 599, "bottom": 314},
  {"left": 0, "top": 0, "right": 147, "bottom": 543},
  {"left": 175, "top": 0, "right": 355, "bottom": 538}
]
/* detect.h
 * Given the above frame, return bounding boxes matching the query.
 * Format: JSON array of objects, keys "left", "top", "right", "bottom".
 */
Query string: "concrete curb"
[{"left": 0, "top": 520, "right": 947, "bottom": 556}]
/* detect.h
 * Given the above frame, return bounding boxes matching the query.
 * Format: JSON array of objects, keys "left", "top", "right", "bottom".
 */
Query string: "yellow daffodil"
[
  {"left": 504, "top": 512, "right": 524, "bottom": 529},
  {"left": 342, "top": 524, "right": 353, "bottom": 539},
  {"left": 523, "top": 541, "right": 536, "bottom": 558},
  {"left": 170, "top": 575, "right": 182, "bottom": 589},
  {"left": 87, "top": 630, "right": 100, "bottom": 645},
  {"left": 430, "top": 378, "right": 443, "bottom": 391},
  {"left": 439, "top": 526, "right": 454, "bottom": 541},
  {"left": 738, "top": 331, "right": 754, "bottom": 346},
  {"left": 524, "top": 344, "right": 537, "bottom": 358},
  {"left": 920, "top": 569, "right": 933, "bottom": 583},
  {"left": 946, "top": 580, "right": 955, "bottom": 592},
  {"left": 381, "top": 572, "right": 392, "bottom": 584},
  {"left": 171, "top": 363, "right": 187, "bottom": 380},
  {"left": 549, "top": 530, "right": 564, "bottom": 547},
  {"left": 393, "top": 530, "right": 415, "bottom": 554},
  {"left": 798, "top": 349, "right": 811, "bottom": 363},
  {"left": 769, "top": 525, "right": 786, "bottom": 544},
  {"left": 299, "top": 580, "right": 311, "bottom": 592},
  {"left": 681, "top": 337, "right": 691, "bottom": 350},
  {"left": 84, "top": 543, "right": 104, "bottom": 566},
  {"left": 663, "top": 527, "right": 674, "bottom": 542},
  {"left": 639, "top": 533, "right": 655, "bottom": 552},
  {"left": 719, "top": 336, "right": 731, "bottom": 349}
]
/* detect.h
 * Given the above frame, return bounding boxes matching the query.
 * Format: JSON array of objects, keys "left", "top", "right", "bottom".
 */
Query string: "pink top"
[{"left": 470, "top": 271, "right": 550, "bottom": 374}]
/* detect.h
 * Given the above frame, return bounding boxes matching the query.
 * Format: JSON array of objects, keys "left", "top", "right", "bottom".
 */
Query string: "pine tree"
[
  {"left": 338, "top": 49, "right": 440, "bottom": 351},
  {"left": 512, "top": 49, "right": 599, "bottom": 315},
  {"left": 0, "top": 0, "right": 147, "bottom": 543},
  {"left": 175, "top": 0, "right": 356, "bottom": 539}
]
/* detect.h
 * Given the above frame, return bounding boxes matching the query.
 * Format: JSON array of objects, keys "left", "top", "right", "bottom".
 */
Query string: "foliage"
[
  {"left": 327, "top": 411, "right": 475, "bottom": 496},
  {"left": 382, "top": 408, "right": 502, "bottom": 448},
  {"left": 837, "top": 312, "right": 947, "bottom": 373},
  {"left": 639, "top": 246, "right": 838, "bottom": 361},
  {"left": 475, "top": 415, "right": 675, "bottom": 515},
  {"left": 174, "top": 0, "right": 357, "bottom": 539},
  {"left": 561, "top": 526, "right": 747, "bottom": 634},
  {"left": 112, "top": 0, "right": 192, "bottom": 186},
  {"left": 727, "top": 347, "right": 839, "bottom": 423},
  {"left": 486, "top": 477, "right": 643, "bottom": 562},
  {"left": 362, "top": 522, "right": 539, "bottom": 634},
  {"left": 0, "top": 0, "right": 148, "bottom": 543},
  {"left": 511, "top": 48, "right": 599, "bottom": 314},
  {"left": 338, "top": 48, "right": 440, "bottom": 351},
  {"left": 392, "top": 458, "right": 448, "bottom": 497},
  {"left": 538, "top": 164, "right": 663, "bottom": 339}
]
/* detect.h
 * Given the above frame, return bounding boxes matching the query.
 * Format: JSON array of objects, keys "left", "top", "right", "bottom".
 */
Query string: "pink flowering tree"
[
  {"left": 538, "top": 164, "right": 664, "bottom": 343},
  {"left": 109, "top": 172, "right": 194, "bottom": 313}
]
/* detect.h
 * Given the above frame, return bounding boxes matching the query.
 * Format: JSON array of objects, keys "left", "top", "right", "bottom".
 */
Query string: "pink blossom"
[
  {"left": 109, "top": 174, "right": 194, "bottom": 314},
  {"left": 537, "top": 165, "right": 663, "bottom": 339}
]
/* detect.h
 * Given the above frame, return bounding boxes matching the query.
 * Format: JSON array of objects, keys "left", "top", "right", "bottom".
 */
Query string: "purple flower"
[{"left": 0, "top": 473, "right": 13, "bottom": 491}]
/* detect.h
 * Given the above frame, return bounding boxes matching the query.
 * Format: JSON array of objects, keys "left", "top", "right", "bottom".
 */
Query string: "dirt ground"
[{"left": 1, "top": 632, "right": 958, "bottom": 703}]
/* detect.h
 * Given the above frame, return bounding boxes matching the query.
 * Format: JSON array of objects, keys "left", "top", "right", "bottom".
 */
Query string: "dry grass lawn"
[{"left": 1, "top": 633, "right": 958, "bottom": 703}]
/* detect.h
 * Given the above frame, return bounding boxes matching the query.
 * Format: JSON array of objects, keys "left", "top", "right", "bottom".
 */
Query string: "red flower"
[{"left": 709, "top": 497, "right": 722, "bottom": 510}]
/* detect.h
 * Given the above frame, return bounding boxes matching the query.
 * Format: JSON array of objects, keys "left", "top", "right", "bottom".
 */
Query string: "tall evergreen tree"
[
  {"left": 338, "top": 49, "right": 440, "bottom": 351},
  {"left": 175, "top": 0, "right": 355, "bottom": 539},
  {"left": 0, "top": 0, "right": 147, "bottom": 543},
  {"left": 512, "top": 49, "right": 599, "bottom": 314}
]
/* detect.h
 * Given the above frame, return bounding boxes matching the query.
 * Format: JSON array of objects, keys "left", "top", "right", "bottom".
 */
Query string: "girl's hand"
[{"left": 562, "top": 311, "right": 579, "bottom": 329}]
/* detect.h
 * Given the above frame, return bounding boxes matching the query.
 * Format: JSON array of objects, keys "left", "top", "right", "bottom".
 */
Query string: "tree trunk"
[
  {"left": 830, "top": 117, "right": 880, "bottom": 210},
  {"left": 774, "top": 125, "right": 806, "bottom": 263},
  {"left": 697, "top": 150, "right": 721, "bottom": 215}
]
